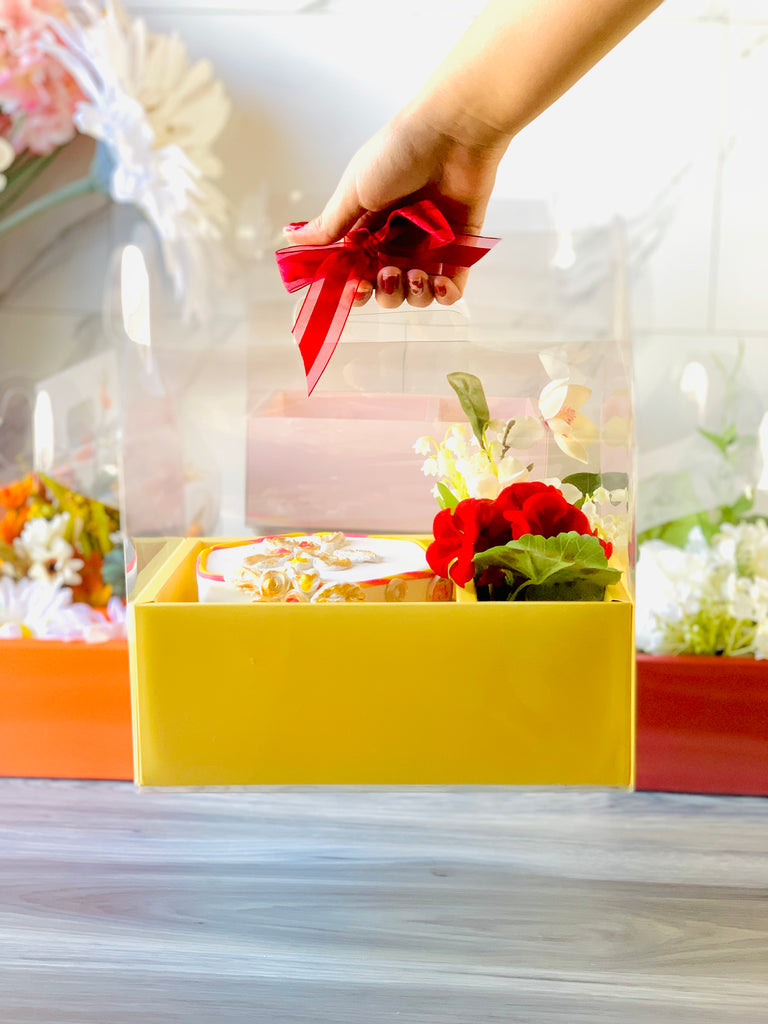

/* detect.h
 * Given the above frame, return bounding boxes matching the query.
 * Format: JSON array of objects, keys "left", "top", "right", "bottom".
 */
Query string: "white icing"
[{"left": 197, "top": 534, "right": 435, "bottom": 604}]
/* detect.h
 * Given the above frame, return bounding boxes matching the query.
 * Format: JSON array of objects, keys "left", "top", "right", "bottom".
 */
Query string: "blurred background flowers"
[{"left": 0, "top": 0, "right": 231, "bottom": 320}]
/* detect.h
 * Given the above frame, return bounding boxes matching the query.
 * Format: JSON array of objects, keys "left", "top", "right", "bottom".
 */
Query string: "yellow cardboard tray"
[{"left": 129, "top": 538, "right": 634, "bottom": 787}]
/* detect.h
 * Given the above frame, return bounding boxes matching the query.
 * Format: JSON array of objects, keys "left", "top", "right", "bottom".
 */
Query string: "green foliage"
[
  {"left": 40, "top": 474, "right": 119, "bottom": 559},
  {"left": 561, "top": 472, "right": 629, "bottom": 508},
  {"left": 447, "top": 371, "right": 490, "bottom": 446},
  {"left": 435, "top": 482, "right": 460, "bottom": 511},
  {"left": 637, "top": 492, "right": 755, "bottom": 548},
  {"left": 473, "top": 531, "right": 621, "bottom": 602},
  {"left": 698, "top": 423, "right": 738, "bottom": 458}
]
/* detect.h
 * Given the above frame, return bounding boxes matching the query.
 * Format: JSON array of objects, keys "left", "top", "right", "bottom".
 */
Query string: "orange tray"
[{"left": 0, "top": 639, "right": 133, "bottom": 780}]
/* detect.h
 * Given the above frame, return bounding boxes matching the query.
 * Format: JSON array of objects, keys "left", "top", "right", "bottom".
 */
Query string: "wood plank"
[{"left": 1, "top": 782, "right": 767, "bottom": 1022}]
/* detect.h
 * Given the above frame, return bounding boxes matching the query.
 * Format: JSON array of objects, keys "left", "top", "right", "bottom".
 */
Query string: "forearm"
[{"left": 411, "top": 0, "right": 663, "bottom": 151}]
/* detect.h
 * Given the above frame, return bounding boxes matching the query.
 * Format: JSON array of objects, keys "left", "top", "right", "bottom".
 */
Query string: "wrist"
[{"left": 396, "top": 95, "right": 511, "bottom": 172}]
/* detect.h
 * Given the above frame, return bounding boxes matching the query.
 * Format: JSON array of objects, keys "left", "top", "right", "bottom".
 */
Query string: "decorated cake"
[{"left": 196, "top": 532, "right": 453, "bottom": 604}]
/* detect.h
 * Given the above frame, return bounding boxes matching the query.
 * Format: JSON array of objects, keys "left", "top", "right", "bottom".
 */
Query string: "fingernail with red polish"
[
  {"left": 409, "top": 276, "right": 424, "bottom": 295},
  {"left": 382, "top": 273, "right": 399, "bottom": 295},
  {"left": 434, "top": 280, "right": 447, "bottom": 298},
  {"left": 283, "top": 221, "right": 307, "bottom": 232}
]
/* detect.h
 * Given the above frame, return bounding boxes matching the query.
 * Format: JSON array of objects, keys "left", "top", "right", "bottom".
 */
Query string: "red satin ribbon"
[{"left": 275, "top": 199, "right": 499, "bottom": 395}]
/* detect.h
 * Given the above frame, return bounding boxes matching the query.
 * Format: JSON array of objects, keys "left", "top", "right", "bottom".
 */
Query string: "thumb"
[{"left": 283, "top": 180, "right": 366, "bottom": 245}]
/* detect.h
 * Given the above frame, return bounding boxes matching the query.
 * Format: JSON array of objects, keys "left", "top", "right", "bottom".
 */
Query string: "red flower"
[
  {"left": 426, "top": 497, "right": 511, "bottom": 586},
  {"left": 427, "top": 482, "right": 614, "bottom": 588},
  {"left": 496, "top": 482, "right": 613, "bottom": 559}
]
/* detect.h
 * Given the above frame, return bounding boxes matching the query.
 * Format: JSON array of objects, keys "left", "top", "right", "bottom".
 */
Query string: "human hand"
[{"left": 283, "top": 103, "right": 506, "bottom": 309}]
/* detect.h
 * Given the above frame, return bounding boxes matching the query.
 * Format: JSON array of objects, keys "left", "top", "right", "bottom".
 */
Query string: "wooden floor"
[{"left": 1, "top": 781, "right": 767, "bottom": 1023}]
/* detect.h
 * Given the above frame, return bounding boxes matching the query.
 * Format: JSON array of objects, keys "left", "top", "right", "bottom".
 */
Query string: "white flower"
[
  {"left": 0, "top": 138, "right": 14, "bottom": 193},
  {"left": 455, "top": 450, "right": 499, "bottom": 499},
  {"left": 413, "top": 436, "right": 433, "bottom": 456},
  {"left": 501, "top": 415, "right": 545, "bottom": 450},
  {"left": 443, "top": 423, "right": 474, "bottom": 456},
  {"left": 539, "top": 378, "right": 599, "bottom": 464},
  {"left": 47, "top": 0, "right": 231, "bottom": 319},
  {"left": 496, "top": 452, "right": 529, "bottom": 487},
  {"left": 0, "top": 577, "right": 96, "bottom": 640},
  {"left": 13, "top": 512, "right": 84, "bottom": 587},
  {"left": 635, "top": 522, "right": 768, "bottom": 657}
]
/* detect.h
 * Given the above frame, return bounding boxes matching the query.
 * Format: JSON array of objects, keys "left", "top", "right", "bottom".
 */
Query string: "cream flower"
[
  {"left": 499, "top": 415, "right": 546, "bottom": 450},
  {"left": 539, "top": 378, "right": 599, "bottom": 464},
  {"left": 13, "top": 512, "right": 84, "bottom": 587},
  {"left": 47, "top": 0, "right": 231, "bottom": 319},
  {"left": 496, "top": 452, "right": 530, "bottom": 487}
]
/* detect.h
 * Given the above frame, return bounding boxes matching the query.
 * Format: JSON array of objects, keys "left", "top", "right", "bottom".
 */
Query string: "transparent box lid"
[{"left": 114, "top": 206, "right": 634, "bottom": 598}]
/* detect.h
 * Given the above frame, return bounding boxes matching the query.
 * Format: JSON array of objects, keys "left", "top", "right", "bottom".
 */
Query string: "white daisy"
[
  {"left": 0, "top": 577, "right": 96, "bottom": 640},
  {"left": 46, "top": 0, "right": 231, "bottom": 319}
]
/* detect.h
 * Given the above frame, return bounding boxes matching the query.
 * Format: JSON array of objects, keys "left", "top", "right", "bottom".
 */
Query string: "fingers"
[
  {"left": 376, "top": 268, "right": 405, "bottom": 309},
  {"left": 372, "top": 268, "right": 463, "bottom": 308},
  {"left": 352, "top": 279, "right": 373, "bottom": 307},
  {"left": 284, "top": 174, "right": 366, "bottom": 246},
  {"left": 405, "top": 270, "right": 431, "bottom": 308},
  {"left": 349, "top": 268, "right": 465, "bottom": 309},
  {"left": 430, "top": 274, "right": 462, "bottom": 306}
]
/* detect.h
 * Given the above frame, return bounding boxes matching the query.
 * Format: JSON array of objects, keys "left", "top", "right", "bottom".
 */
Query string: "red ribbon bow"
[{"left": 275, "top": 199, "right": 499, "bottom": 394}]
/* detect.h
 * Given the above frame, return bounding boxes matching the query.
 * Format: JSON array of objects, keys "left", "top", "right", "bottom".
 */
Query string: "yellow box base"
[{"left": 129, "top": 539, "right": 634, "bottom": 787}]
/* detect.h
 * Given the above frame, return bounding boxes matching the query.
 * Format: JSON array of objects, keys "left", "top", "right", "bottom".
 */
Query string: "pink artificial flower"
[{"left": 0, "top": 0, "right": 83, "bottom": 155}]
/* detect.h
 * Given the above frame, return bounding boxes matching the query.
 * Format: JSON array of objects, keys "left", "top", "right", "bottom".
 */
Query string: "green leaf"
[
  {"left": 720, "top": 492, "right": 754, "bottom": 523},
  {"left": 512, "top": 577, "right": 612, "bottom": 602},
  {"left": 698, "top": 424, "right": 737, "bottom": 456},
  {"left": 637, "top": 512, "right": 717, "bottom": 548},
  {"left": 435, "top": 482, "right": 460, "bottom": 511},
  {"left": 447, "top": 372, "right": 490, "bottom": 446},
  {"left": 473, "top": 531, "right": 620, "bottom": 602},
  {"left": 561, "top": 472, "right": 629, "bottom": 498},
  {"left": 637, "top": 490, "right": 755, "bottom": 548},
  {"left": 0, "top": 540, "right": 17, "bottom": 565}
]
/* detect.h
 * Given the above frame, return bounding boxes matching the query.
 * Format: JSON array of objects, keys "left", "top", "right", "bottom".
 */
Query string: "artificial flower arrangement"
[
  {"left": 0, "top": 0, "right": 230, "bottom": 319},
  {"left": 636, "top": 521, "right": 768, "bottom": 659},
  {"left": 636, "top": 346, "right": 768, "bottom": 659},
  {"left": 416, "top": 372, "right": 626, "bottom": 602},
  {"left": 0, "top": 472, "right": 126, "bottom": 640}
]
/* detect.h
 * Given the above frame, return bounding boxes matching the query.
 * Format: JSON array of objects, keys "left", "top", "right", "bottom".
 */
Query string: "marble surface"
[{"left": 1, "top": 780, "right": 767, "bottom": 1023}]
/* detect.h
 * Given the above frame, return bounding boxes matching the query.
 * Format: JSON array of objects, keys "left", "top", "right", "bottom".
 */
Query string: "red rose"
[
  {"left": 496, "top": 482, "right": 613, "bottom": 559},
  {"left": 426, "top": 497, "right": 511, "bottom": 586}
]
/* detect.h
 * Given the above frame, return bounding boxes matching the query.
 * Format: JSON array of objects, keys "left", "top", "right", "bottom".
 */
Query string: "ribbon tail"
[{"left": 292, "top": 256, "right": 361, "bottom": 395}]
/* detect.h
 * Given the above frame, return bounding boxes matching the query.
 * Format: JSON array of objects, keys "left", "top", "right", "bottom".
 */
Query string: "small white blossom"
[
  {"left": 413, "top": 436, "right": 433, "bottom": 456},
  {"left": 13, "top": 513, "right": 84, "bottom": 587}
]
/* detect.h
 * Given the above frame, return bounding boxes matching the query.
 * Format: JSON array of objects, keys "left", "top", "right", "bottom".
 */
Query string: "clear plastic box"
[
  {"left": 0, "top": 210, "right": 132, "bottom": 780},
  {"left": 118, "top": 205, "right": 635, "bottom": 786}
]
